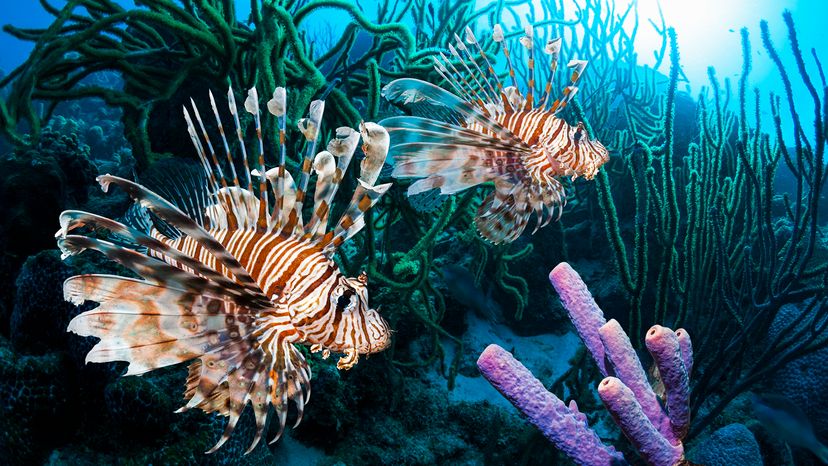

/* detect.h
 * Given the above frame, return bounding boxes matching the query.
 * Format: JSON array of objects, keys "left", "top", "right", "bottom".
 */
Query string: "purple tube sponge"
[
  {"left": 477, "top": 262, "right": 693, "bottom": 466},
  {"left": 599, "top": 319, "right": 671, "bottom": 439},
  {"left": 645, "top": 325, "right": 691, "bottom": 441},
  {"left": 478, "top": 344, "right": 625, "bottom": 465},
  {"left": 598, "top": 377, "right": 684, "bottom": 466},
  {"left": 549, "top": 262, "right": 609, "bottom": 374}
]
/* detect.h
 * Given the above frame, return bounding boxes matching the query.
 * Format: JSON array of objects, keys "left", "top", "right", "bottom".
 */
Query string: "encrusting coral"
[{"left": 478, "top": 262, "right": 693, "bottom": 466}]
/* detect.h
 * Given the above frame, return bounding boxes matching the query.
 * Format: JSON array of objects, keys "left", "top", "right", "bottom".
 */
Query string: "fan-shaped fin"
[
  {"left": 57, "top": 210, "right": 268, "bottom": 307},
  {"left": 97, "top": 175, "right": 259, "bottom": 288},
  {"left": 65, "top": 275, "right": 259, "bottom": 376}
]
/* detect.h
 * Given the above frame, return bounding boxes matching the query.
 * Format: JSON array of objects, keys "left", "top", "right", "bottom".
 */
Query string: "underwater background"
[{"left": 0, "top": 0, "right": 826, "bottom": 465}]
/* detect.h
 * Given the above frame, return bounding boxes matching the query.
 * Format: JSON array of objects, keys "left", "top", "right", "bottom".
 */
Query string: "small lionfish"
[
  {"left": 57, "top": 85, "right": 393, "bottom": 453},
  {"left": 381, "top": 24, "right": 609, "bottom": 243}
]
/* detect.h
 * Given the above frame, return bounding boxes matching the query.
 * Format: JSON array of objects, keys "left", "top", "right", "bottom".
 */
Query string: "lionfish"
[
  {"left": 57, "top": 85, "right": 393, "bottom": 453},
  {"left": 381, "top": 24, "right": 610, "bottom": 243}
]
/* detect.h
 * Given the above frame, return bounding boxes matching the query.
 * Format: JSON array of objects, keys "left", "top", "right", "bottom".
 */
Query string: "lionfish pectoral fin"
[
  {"left": 97, "top": 175, "right": 260, "bottom": 289},
  {"left": 57, "top": 210, "right": 268, "bottom": 307},
  {"left": 475, "top": 190, "right": 533, "bottom": 244},
  {"left": 335, "top": 347, "right": 359, "bottom": 370},
  {"left": 65, "top": 274, "right": 260, "bottom": 376},
  {"left": 382, "top": 78, "right": 523, "bottom": 146}
]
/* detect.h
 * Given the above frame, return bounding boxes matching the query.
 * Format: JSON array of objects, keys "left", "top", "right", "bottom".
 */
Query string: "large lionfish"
[
  {"left": 57, "top": 85, "right": 393, "bottom": 453},
  {"left": 381, "top": 24, "right": 610, "bottom": 243}
]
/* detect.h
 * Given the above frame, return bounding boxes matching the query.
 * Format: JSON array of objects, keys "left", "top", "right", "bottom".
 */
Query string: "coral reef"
[
  {"left": 0, "top": 337, "right": 73, "bottom": 465},
  {"left": 0, "top": 129, "right": 97, "bottom": 257},
  {"left": 478, "top": 262, "right": 692, "bottom": 466},
  {"left": 686, "top": 424, "right": 762, "bottom": 466}
]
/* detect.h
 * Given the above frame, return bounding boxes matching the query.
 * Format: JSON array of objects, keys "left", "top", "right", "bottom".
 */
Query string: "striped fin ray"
[
  {"left": 540, "top": 38, "right": 563, "bottom": 108},
  {"left": 227, "top": 87, "right": 253, "bottom": 191},
  {"left": 551, "top": 59, "right": 589, "bottom": 115},
  {"left": 57, "top": 210, "right": 269, "bottom": 307},
  {"left": 96, "top": 175, "right": 260, "bottom": 289},
  {"left": 382, "top": 78, "right": 523, "bottom": 146},
  {"left": 519, "top": 24, "right": 536, "bottom": 109},
  {"left": 319, "top": 122, "right": 391, "bottom": 250},
  {"left": 265, "top": 87, "right": 289, "bottom": 228},
  {"left": 303, "top": 127, "right": 360, "bottom": 240},
  {"left": 322, "top": 179, "right": 392, "bottom": 253},
  {"left": 464, "top": 27, "right": 510, "bottom": 112},
  {"left": 183, "top": 107, "right": 221, "bottom": 197},
  {"left": 441, "top": 48, "right": 487, "bottom": 109},
  {"left": 283, "top": 99, "right": 326, "bottom": 236},
  {"left": 431, "top": 57, "right": 471, "bottom": 104},
  {"left": 209, "top": 90, "right": 241, "bottom": 188},
  {"left": 189, "top": 97, "right": 228, "bottom": 190},
  {"left": 306, "top": 151, "right": 335, "bottom": 239},
  {"left": 243, "top": 87, "right": 270, "bottom": 230},
  {"left": 64, "top": 274, "right": 260, "bottom": 376},
  {"left": 493, "top": 24, "right": 521, "bottom": 96},
  {"left": 452, "top": 32, "right": 500, "bottom": 106}
]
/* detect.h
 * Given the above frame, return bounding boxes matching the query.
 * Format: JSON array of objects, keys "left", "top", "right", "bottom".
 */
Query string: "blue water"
[{"left": 3, "top": 0, "right": 825, "bottom": 119}]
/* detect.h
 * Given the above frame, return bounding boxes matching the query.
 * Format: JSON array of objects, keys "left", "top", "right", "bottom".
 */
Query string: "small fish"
[
  {"left": 57, "top": 85, "right": 393, "bottom": 454},
  {"left": 441, "top": 264, "right": 503, "bottom": 322},
  {"left": 752, "top": 393, "right": 828, "bottom": 463},
  {"left": 381, "top": 25, "right": 609, "bottom": 243}
]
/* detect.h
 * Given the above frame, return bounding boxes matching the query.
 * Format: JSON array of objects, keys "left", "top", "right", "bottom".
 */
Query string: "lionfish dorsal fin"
[
  {"left": 319, "top": 122, "right": 390, "bottom": 253},
  {"left": 303, "top": 126, "right": 360, "bottom": 241},
  {"left": 242, "top": 87, "right": 271, "bottom": 230},
  {"left": 282, "top": 99, "right": 325, "bottom": 237},
  {"left": 518, "top": 23, "right": 536, "bottom": 109}
]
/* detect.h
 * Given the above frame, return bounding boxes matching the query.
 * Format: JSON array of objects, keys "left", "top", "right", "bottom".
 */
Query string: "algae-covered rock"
[
  {"left": 766, "top": 302, "right": 828, "bottom": 439},
  {"left": 10, "top": 250, "right": 79, "bottom": 354},
  {"left": 0, "top": 337, "right": 74, "bottom": 465},
  {"left": 687, "top": 423, "right": 763, "bottom": 466}
]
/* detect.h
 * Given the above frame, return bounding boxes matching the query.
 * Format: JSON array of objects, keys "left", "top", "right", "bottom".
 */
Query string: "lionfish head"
[
  {"left": 331, "top": 272, "right": 392, "bottom": 355},
  {"left": 567, "top": 122, "right": 610, "bottom": 180}
]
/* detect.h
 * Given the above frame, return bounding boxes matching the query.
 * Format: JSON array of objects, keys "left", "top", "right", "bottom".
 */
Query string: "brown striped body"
[{"left": 152, "top": 227, "right": 390, "bottom": 355}]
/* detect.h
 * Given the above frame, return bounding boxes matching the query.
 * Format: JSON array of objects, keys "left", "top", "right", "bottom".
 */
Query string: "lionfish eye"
[{"left": 336, "top": 290, "right": 355, "bottom": 311}]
